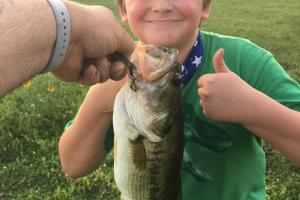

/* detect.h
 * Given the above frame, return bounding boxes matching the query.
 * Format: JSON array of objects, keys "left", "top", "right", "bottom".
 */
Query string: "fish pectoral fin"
[
  {"left": 129, "top": 137, "right": 147, "bottom": 170},
  {"left": 125, "top": 124, "right": 140, "bottom": 141},
  {"left": 144, "top": 132, "right": 162, "bottom": 143},
  {"left": 126, "top": 124, "right": 162, "bottom": 143}
]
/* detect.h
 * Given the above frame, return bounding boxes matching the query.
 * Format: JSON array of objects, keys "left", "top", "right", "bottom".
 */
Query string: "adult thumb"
[
  {"left": 115, "top": 27, "right": 136, "bottom": 57},
  {"left": 213, "top": 48, "right": 230, "bottom": 73}
]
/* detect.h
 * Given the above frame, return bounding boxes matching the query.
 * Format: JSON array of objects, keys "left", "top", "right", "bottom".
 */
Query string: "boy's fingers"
[
  {"left": 213, "top": 48, "right": 230, "bottom": 73},
  {"left": 197, "top": 74, "right": 212, "bottom": 88}
]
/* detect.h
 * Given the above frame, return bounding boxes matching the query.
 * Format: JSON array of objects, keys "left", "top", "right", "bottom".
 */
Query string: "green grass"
[
  {"left": 1, "top": 0, "right": 300, "bottom": 199},
  {"left": 202, "top": 0, "right": 300, "bottom": 70}
]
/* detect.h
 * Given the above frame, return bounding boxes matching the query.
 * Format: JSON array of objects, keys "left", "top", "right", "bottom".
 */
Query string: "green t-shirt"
[
  {"left": 180, "top": 32, "right": 300, "bottom": 200},
  {"left": 66, "top": 31, "right": 300, "bottom": 200}
]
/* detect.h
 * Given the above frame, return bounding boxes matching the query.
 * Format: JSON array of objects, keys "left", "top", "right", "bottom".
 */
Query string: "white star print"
[
  {"left": 192, "top": 56, "right": 202, "bottom": 67},
  {"left": 194, "top": 40, "right": 198, "bottom": 47},
  {"left": 181, "top": 65, "right": 185, "bottom": 72}
]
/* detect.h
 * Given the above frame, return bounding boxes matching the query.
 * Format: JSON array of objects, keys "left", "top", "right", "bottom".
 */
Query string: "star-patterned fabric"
[{"left": 182, "top": 31, "right": 204, "bottom": 86}]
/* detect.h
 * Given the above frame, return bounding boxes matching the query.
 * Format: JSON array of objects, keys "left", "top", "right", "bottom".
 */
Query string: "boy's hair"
[{"left": 116, "top": 0, "right": 212, "bottom": 9}]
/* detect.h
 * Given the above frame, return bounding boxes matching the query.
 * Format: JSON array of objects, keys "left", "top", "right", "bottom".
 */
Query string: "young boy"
[{"left": 59, "top": 0, "right": 300, "bottom": 199}]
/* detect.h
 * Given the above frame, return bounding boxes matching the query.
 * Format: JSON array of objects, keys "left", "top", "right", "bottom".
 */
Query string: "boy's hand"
[{"left": 197, "top": 49, "right": 258, "bottom": 123}]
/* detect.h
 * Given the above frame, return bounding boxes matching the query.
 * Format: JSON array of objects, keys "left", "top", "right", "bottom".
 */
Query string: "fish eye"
[
  {"left": 171, "top": 73, "right": 182, "bottom": 87},
  {"left": 147, "top": 48, "right": 163, "bottom": 59}
]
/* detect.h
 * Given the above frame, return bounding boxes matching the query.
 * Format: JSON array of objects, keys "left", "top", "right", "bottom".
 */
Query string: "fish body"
[{"left": 113, "top": 45, "right": 183, "bottom": 200}]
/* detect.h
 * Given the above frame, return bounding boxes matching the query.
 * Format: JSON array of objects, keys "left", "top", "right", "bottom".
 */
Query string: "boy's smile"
[
  {"left": 119, "top": 0, "right": 211, "bottom": 62},
  {"left": 146, "top": 19, "right": 184, "bottom": 27}
]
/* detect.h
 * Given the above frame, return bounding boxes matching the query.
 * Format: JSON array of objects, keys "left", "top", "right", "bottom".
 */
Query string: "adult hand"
[
  {"left": 51, "top": 2, "right": 135, "bottom": 85},
  {"left": 0, "top": 0, "right": 134, "bottom": 97},
  {"left": 197, "top": 49, "right": 258, "bottom": 123}
]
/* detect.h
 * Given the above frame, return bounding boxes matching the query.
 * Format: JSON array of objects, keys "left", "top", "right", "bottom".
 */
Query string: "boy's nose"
[{"left": 152, "top": 0, "right": 173, "bottom": 13}]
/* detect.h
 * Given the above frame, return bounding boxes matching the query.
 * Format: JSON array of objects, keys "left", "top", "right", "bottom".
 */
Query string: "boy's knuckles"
[
  {"left": 198, "top": 87, "right": 210, "bottom": 98},
  {"left": 202, "top": 106, "right": 212, "bottom": 118},
  {"left": 203, "top": 107, "right": 219, "bottom": 120},
  {"left": 198, "top": 74, "right": 211, "bottom": 85}
]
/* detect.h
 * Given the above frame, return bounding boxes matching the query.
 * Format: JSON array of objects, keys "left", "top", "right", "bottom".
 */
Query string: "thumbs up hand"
[{"left": 197, "top": 49, "right": 258, "bottom": 123}]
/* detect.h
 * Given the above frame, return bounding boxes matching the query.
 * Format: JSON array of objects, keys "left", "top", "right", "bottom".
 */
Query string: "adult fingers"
[
  {"left": 95, "top": 58, "right": 111, "bottom": 83},
  {"left": 78, "top": 64, "right": 100, "bottom": 85},
  {"left": 78, "top": 58, "right": 109, "bottom": 85},
  {"left": 110, "top": 61, "right": 127, "bottom": 81},
  {"left": 94, "top": 58, "right": 127, "bottom": 81},
  {"left": 114, "top": 27, "right": 136, "bottom": 58}
]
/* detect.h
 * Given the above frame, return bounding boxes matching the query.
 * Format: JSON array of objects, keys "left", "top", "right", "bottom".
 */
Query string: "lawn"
[{"left": 1, "top": 0, "right": 300, "bottom": 199}]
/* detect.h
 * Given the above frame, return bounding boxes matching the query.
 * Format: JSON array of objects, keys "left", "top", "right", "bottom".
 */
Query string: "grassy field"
[{"left": 1, "top": 0, "right": 300, "bottom": 199}]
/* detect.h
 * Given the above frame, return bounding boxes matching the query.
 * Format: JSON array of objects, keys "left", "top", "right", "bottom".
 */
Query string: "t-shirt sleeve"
[
  {"left": 64, "top": 118, "right": 74, "bottom": 129},
  {"left": 64, "top": 119, "right": 114, "bottom": 153},
  {"left": 237, "top": 41, "right": 300, "bottom": 112},
  {"left": 255, "top": 56, "right": 300, "bottom": 111},
  {"left": 104, "top": 123, "right": 114, "bottom": 152}
]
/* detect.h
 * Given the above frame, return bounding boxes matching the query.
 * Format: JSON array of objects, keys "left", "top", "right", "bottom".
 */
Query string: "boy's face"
[{"left": 119, "top": 0, "right": 211, "bottom": 51}]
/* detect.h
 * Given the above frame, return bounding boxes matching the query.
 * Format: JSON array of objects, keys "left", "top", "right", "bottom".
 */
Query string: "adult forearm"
[
  {"left": 243, "top": 92, "right": 300, "bottom": 166},
  {"left": 0, "top": 0, "right": 56, "bottom": 96},
  {"left": 0, "top": 0, "right": 134, "bottom": 97}
]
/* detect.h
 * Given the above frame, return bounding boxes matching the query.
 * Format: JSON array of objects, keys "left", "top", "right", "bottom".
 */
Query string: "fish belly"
[
  {"left": 114, "top": 135, "right": 150, "bottom": 200},
  {"left": 114, "top": 130, "right": 182, "bottom": 200}
]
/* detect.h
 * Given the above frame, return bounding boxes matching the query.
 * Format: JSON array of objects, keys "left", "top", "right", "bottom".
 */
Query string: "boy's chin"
[{"left": 145, "top": 40, "right": 178, "bottom": 49}]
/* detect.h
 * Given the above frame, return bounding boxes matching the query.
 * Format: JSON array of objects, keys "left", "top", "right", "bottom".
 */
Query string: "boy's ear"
[
  {"left": 118, "top": 3, "right": 128, "bottom": 23},
  {"left": 201, "top": 2, "right": 212, "bottom": 20}
]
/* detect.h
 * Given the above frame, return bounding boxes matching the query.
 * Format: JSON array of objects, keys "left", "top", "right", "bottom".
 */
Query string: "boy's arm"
[
  {"left": 198, "top": 49, "right": 300, "bottom": 166},
  {"left": 59, "top": 78, "right": 126, "bottom": 178},
  {"left": 242, "top": 91, "right": 300, "bottom": 167}
]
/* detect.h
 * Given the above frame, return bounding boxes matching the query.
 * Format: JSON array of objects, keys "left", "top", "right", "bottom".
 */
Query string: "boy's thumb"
[{"left": 213, "top": 49, "right": 230, "bottom": 73}]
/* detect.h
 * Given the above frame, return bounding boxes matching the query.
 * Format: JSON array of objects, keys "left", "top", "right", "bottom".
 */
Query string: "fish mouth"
[
  {"left": 131, "top": 45, "right": 179, "bottom": 82},
  {"left": 148, "top": 46, "right": 179, "bottom": 80}
]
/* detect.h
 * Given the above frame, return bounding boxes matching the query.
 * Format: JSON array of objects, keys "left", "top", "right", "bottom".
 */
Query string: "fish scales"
[{"left": 113, "top": 45, "right": 183, "bottom": 200}]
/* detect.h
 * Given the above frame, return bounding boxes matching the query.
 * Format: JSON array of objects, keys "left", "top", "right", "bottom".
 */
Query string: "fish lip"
[
  {"left": 147, "top": 47, "right": 179, "bottom": 81},
  {"left": 128, "top": 45, "right": 179, "bottom": 85}
]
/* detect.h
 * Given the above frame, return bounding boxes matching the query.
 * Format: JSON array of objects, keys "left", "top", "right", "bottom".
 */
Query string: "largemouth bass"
[{"left": 112, "top": 45, "right": 184, "bottom": 200}]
